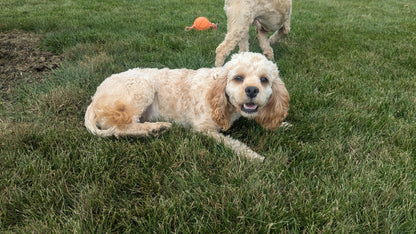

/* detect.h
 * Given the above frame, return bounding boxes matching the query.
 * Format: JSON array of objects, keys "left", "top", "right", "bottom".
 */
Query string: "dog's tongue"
[{"left": 244, "top": 103, "right": 257, "bottom": 110}]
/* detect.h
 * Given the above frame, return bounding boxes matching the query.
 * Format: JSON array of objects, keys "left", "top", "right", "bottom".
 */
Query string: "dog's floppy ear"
[
  {"left": 255, "top": 77, "right": 290, "bottom": 130},
  {"left": 207, "top": 69, "right": 233, "bottom": 131}
]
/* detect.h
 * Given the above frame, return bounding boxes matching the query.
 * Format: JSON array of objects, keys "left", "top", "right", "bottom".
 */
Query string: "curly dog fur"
[
  {"left": 215, "top": 0, "right": 292, "bottom": 66},
  {"left": 85, "top": 52, "right": 289, "bottom": 161}
]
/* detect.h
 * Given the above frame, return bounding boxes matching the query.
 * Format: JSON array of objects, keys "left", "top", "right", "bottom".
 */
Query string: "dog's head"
[{"left": 208, "top": 52, "right": 289, "bottom": 131}]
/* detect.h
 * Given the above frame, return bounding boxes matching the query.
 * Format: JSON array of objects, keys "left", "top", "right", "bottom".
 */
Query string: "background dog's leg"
[
  {"left": 205, "top": 131, "right": 265, "bottom": 162},
  {"left": 238, "top": 33, "right": 249, "bottom": 53},
  {"left": 215, "top": 28, "right": 248, "bottom": 67},
  {"left": 269, "top": 18, "right": 291, "bottom": 45},
  {"left": 257, "top": 29, "right": 274, "bottom": 60},
  {"left": 215, "top": 14, "right": 251, "bottom": 67}
]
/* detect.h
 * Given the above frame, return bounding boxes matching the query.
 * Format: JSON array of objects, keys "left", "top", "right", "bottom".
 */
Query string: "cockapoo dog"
[
  {"left": 85, "top": 52, "right": 289, "bottom": 161},
  {"left": 215, "top": 0, "right": 292, "bottom": 66}
]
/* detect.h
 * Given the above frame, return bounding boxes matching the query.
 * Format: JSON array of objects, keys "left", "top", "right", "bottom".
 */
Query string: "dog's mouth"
[{"left": 241, "top": 103, "right": 258, "bottom": 113}]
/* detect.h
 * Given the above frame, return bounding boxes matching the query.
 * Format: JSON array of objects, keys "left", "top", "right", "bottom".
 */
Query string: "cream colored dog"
[
  {"left": 215, "top": 0, "right": 292, "bottom": 66},
  {"left": 85, "top": 52, "right": 289, "bottom": 161}
]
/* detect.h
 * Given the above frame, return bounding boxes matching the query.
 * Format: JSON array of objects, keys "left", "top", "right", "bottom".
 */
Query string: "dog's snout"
[{"left": 245, "top": 86, "right": 259, "bottom": 98}]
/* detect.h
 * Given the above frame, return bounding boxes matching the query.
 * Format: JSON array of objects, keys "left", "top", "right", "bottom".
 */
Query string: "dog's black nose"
[{"left": 245, "top": 86, "right": 259, "bottom": 98}]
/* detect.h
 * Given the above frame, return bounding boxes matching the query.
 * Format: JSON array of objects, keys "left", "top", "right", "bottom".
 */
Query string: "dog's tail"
[
  {"left": 84, "top": 97, "right": 134, "bottom": 137},
  {"left": 84, "top": 103, "right": 117, "bottom": 137}
]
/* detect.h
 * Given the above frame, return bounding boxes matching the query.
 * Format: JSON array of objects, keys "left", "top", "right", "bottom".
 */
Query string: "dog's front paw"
[
  {"left": 246, "top": 151, "right": 265, "bottom": 162},
  {"left": 280, "top": 121, "right": 292, "bottom": 130}
]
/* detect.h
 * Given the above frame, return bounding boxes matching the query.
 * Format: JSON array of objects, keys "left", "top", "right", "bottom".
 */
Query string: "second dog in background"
[{"left": 215, "top": 0, "right": 292, "bottom": 67}]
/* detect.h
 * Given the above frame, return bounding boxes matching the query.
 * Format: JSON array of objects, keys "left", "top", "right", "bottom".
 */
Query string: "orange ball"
[{"left": 192, "top": 17, "right": 212, "bottom": 30}]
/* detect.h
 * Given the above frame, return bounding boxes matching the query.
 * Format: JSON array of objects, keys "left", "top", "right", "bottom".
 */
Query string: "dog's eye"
[
  {"left": 234, "top": 76, "right": 244, "bottom": 82},
  {"left": 260, "top": 77, "right": 269, "bottom": 83}
]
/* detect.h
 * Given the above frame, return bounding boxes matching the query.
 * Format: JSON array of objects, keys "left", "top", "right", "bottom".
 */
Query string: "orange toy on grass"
[{"left": 185, "top": 17, "right": 217, "bottom": 31}]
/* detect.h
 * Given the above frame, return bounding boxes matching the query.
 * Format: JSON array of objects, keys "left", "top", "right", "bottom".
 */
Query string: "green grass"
[{"left": 1, "top": 0, "right": 416, "bottom": 232}]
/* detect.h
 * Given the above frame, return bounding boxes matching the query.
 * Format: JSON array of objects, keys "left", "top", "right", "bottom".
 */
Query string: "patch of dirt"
[{"left": 0, "top": 30, "right": 63, "bottom": 99}]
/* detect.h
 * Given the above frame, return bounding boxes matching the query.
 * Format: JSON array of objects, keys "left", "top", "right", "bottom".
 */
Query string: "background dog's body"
[{"left": 215, "top": 0, "right": 292, "bottom": 66}]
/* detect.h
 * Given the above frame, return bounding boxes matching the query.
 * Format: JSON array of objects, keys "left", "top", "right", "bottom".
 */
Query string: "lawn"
[{"left": 1, "top": 0, "right": 415, "bottom": 232}]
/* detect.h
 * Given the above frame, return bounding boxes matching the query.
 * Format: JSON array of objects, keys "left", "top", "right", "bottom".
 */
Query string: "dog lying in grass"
[
  {"left": 85, "top": 52, "right": 289, "bottom": 161},
  {"left": 215, "top": 0, "right": 292, "bottom": 66}
]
